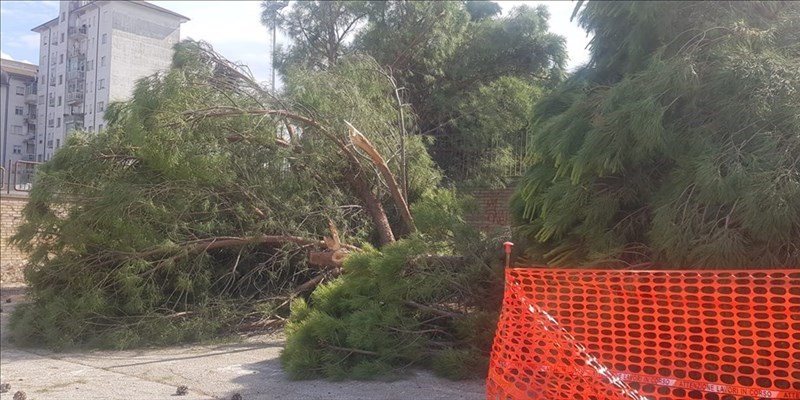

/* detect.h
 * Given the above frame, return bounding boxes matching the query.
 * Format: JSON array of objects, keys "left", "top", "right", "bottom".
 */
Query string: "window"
[
  {"left": 60, "top": 33, "right": 65, "bottom": 43},
  {"left": 11, "top": 125, "right": 23, "bottom": 134},
  {"left": 97, "top": 102, "right": 105, "bottom": 112},
  {"left": 57, "top": 117, "right": 61, "bottom": 127},
  {"left": 98, "top": 79, "right": 105, "bottom": 89},
  {"left": 98, "top": 124, "right": 104, "bottom": 131},
  {"left": 100, "top": 56, "right": 106, "bottom": 67},
  {"left": 60, "top": 54, "right": 64, "bottom": 64},
  {"left": 16, "top": 86, "right": 24, "bottom": 95},
  {"left": 101, "top": 33, "right": 107, "bottom": 44},
  {"left": 58, "top": 96, "right": 62, "bottom": 106},
  {"left": 56, "top": 139, "right": 61, "bottom": 149},
  {"left": 59, "top": 75, "right": 63, "bottom": 85},
  {"left": 13, "top": 145, "right": 22, "bottom": 154},
  {"left": 15, "top": 107, "right": 24, "bottom": 115},
  {"left": 61, "top": 12, "right": 65, "bottom": 22},
  {"left": 38, "top": 95, "right": 44, "bottom": 105},
  {"left": 48, "top": 119, "right": 54, "bottom": 128},
  {"left": 38, "top": 155, "right": 43, "bottom": 162}
]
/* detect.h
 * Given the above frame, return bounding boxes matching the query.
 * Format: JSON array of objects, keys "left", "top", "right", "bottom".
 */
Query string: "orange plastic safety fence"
[{"left": 486, "top": 268, "right": 800, "bottom": 400}]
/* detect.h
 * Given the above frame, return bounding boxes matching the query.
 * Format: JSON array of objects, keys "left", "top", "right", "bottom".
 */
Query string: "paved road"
[{"left": 0, "top": 286, "right": 485, "bottom": 400}]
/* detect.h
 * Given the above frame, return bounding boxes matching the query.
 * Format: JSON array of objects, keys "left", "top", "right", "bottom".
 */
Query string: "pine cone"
[
  {"left": 0, "top": 383, "right": 10, "bottom": 393},
  {"left": 231, "top": 393, "right": 243, "bottom": 400},
  {"left": 13, "top": 391, "right": 27, "bottom": 400},
  {"left": 175, "top": 385, "right": 189, "bottom": 396}
]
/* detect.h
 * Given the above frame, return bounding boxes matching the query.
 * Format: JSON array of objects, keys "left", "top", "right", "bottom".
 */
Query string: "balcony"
[
  {"left": 67, "top": 70, "right": 85, "bottom": 82},
  {"left": 48, "top": 97, "right": 56, "bottom": 107},
  {"left": 24, "top": 114, "right": 37, "bottom": 124},
  {"left": 69, "top": 25, "right": 88, "bottom": 39},
  {"left": 64, "top": 114, "right": 84, "bottom": 125},
  {"left": 25, "top": 88, "right": 37, "bottom": 104},
  {"left": 66, "top": 92, "right": 84, "bottom": 104}
]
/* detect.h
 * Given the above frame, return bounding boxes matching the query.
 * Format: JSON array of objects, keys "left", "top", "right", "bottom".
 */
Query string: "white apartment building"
[
  {"left": 0, "top": 59, "right": 39, "bottom": 170},
  {"left": 32, "top": 0, "right": 188, "bottom": 161}
]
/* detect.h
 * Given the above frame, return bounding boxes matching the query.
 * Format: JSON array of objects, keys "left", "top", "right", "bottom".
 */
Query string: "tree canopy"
[
  {"left": 261, "top": 0, "right": 567, "bottom": 187},
  {"left": 10, "top": 41, "right": 440, "bottom": 348},
  {"left": 511, "top": 1, "right": 800, "bottom": 268}
]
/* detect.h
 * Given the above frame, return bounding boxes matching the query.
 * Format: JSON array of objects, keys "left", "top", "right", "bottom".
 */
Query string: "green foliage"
[
  {"left": 447, "top": 76, "right": 543, "bottom": 188},
  {"left": 281, "top": 233, "right": 504, "bottom": 381},
  {"left": 359, "top": 3, "right": 566, "bottom": 187},
  {"left": 261, "top": 1, "right": 567, "bottom": 187},
  {"left": 262, "top": 1, "right": 369, "bottom": 71},
  {"left": 512, "top": 1, "right": 800, "bottom": 268},
  {"left": 10, "top": 41, "right": 442, "bottom": 349},
  {"left": 464, "top": 1, "right": 501, "bottom": 22},
  {"left": 282, "top": 189, "right": 504, "bottom": 381}
]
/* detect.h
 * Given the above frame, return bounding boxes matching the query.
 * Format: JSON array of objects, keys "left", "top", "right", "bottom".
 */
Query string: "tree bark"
[
  {"left": 346, "top": 121, "right": 416, "bottom": 235},
  {"left": 344, "top": 167, "right": 396, "bottom": 245}
]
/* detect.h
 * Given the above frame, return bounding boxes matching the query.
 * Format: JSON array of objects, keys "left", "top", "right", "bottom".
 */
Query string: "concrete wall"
[
  {"left": 0, "top": 194, "right": 28, "bottom": 283},
  {"left": 108, "top": 1, "right": 181, "bottom": 103}
]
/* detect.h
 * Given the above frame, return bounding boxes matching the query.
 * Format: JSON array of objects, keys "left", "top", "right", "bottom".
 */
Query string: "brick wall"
[
  {"left": 465, "top": 187, "right": 515, "bottom": 231},
  {"left": 1, "top": 195, "right": 28, "bottom": 283}
]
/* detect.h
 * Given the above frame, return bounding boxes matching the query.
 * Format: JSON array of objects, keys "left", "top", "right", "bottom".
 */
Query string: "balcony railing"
[
  {"left": 8, "top": 160, "right": 42, "bottom": 193},
  {"left": 67, "top": 70, "right": 85, "bottom": 81},
  {"left": 66, "top": 92, "right": 84, "bottom": 104},
  {"left": 24, "top": 114, "right": 37, "bottom": 124},
  {"left": 64, "top": 114, "right": 84, "bottom": 125},
  {"left": 25, "top": 92, "right": 38, "bottom": 104},
  {"left": 68, "top": 26, "right": 88, "bottom": 38}
]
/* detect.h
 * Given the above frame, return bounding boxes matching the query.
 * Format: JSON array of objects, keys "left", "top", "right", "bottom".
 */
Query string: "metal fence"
[{"left": 2, "top": 160, "right": 42, "bottom": 195}]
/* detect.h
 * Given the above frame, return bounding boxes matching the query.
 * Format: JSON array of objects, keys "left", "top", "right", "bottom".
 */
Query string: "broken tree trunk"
[{"left": 345, "top": 121, "right": 416, "bottom": 235}]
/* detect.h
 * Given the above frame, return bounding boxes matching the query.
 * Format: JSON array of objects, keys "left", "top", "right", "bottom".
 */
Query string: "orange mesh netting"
[{"left": 486, "top": 268, "right": 800, "bottom": 400}]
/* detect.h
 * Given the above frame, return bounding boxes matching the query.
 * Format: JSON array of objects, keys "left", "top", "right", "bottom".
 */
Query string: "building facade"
[
  {"left": 32, "top": 0, "right": 188, "bottom": 161},
  {"left": 0, "top": 59, "right": 39, "bottom": 170}
]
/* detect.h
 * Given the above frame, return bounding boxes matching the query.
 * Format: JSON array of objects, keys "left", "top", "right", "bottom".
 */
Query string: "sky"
[{"left": 0, "top": 1, "right": 591, "bottom": 84}]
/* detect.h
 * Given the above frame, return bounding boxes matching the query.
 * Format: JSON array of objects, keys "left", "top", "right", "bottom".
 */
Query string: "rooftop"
[
  {"left": 32, "top": 1, "right": 189, "bottom": 32},
  {"left": 0, "top": 58, "right": 38, "bottom": 79}
]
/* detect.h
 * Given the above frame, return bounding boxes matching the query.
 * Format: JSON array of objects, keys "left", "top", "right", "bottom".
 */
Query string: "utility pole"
[{"left": 271, "top": 22, "right": 277, "bottom": 90}]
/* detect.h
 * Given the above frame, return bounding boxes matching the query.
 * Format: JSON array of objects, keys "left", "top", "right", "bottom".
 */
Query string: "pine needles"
[{"left": 512, "top": 1, "right": 800, "bottom": 269}]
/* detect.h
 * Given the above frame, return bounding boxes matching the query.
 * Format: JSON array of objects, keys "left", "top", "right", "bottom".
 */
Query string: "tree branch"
[{"left": 346, "top": 121, "right": 416, "bottom": 235}]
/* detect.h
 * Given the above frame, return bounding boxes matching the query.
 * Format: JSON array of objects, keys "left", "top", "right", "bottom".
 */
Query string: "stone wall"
[{"left": 0, "top": 194, "right": 28, "bottom": 284}]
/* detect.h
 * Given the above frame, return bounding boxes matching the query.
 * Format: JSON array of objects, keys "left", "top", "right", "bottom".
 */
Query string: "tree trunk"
[
  {"left": 346, "top": 121, "right": 416, "bottom": 234},
  {"left": 345, "top": 167, "right": 396, "bottom": 245}
]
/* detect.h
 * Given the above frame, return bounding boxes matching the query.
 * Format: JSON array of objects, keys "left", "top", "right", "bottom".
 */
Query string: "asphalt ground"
[{"left": 0, "top": 285, "right": 484, "bottom": 400}]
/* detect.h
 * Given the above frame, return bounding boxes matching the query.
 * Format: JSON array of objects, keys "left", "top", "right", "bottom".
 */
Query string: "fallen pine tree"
[{"left": 10, "top": 41, "right": 491, "bottom": 351}]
